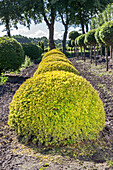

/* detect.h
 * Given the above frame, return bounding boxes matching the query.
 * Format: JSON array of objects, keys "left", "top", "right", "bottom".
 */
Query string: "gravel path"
[{"left": 0, "top": 58, "right": 113, "bottom": 170}]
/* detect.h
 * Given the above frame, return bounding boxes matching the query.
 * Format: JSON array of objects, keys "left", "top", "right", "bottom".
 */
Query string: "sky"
[{"left": 0, "top": 20, "right": 81, "bottom": 40}]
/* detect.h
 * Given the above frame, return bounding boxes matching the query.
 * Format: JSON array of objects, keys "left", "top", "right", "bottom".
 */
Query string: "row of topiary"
[
  {"left": 0, "top": 37, "right": 42, "bottom": 74},
  {"left": 70, "top": 21, "right": 113, "bottom": 71},
  {"left": 8, "top": 49, "right": 105, "bottom": 146}
]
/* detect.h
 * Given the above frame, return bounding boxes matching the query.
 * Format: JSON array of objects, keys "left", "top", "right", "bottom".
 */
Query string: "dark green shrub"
[
  {"left": 99, "top": 21, "right": 113, "bottom": 47},
  {"left": 0, "top": 37, "right": 24, "bottom": 73},
  {"left": 22, "top": 43, "right": 42, "bottom": 60},
  {"left": 8, "top": 71, "right": 105, "bottom": 146}
]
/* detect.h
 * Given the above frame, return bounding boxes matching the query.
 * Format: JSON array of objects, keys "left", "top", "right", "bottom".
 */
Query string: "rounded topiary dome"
[
  {"left": 8, "top": 71, "right": 105, "bottom": 146},
  {"left": 22, "top": 43, "right": 42, "bottom": 60},
  {"left": 41, "top": 54, "right": 73, "bottom": 65},
  {"left": 0, "top": 37, "right": 24, "bottom": 72},
  {"left": 84, "top": 29, "right": 97, "bottom": 46},
  {"left": 95, "top": 27, "right": 103, "bottom": 45},
  {"left": 76, "top": 34, "right": 86, "bottom": 47},
  {"left": 33, "top": 61, "right": 79, "bottom": 76},
  {"left": 99, "top": 21, "right": 113, "bottom": 47},
  {"left": 42, "top": 49, "right": 66, "bottom": 59}
]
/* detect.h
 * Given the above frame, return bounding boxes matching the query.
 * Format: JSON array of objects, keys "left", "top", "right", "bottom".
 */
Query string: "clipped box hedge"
[
  {"left": 33, "top": 61, "right": 79, "bottom": 76},
  {"left": 41, "top": 54, "right": 73, "bottom": 65},
  {"left": 8, "top": 71, "right": 105, "bottom": 146},
  {"left": 42, "top": 49, "right": 66, "bottom": 60},
  {"left": 0, "top": 37, "right": 24, "bottom": 72}
]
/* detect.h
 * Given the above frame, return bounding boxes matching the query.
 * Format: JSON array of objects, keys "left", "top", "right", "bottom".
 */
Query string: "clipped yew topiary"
[
  {"left": 99, "top": 21, "right": 113, "bottom": 47},
  {"left": 99, "top": 21, "right": 113, "bottom": 71},
  {"left": 8, "top": 71, "right": 105, "bottom": 146},
  {"left": 33, "top": 61, "right": 79, "bottom": 76},
  {"left": 0, "top": 37, "right": 24, "bottom": 73},
  {"left": 42, "top": 49, "right": 66, "bottom": 59},
  {"left": 22, "top": 43, "right": 42, "bottom": 60},
  {"left": 84, "top": 29, "right": 97, "bottom": 65},
  {"left": 75, "top": 34, "right": 86, "bottom": 61},
  {"left": 41, "top": 54, "right": 73, "bottom": 65}
]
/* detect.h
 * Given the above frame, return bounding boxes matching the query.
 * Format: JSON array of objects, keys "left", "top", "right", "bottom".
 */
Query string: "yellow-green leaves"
[{"left": 8, "top": 70, "right": 105, "bottom": 146}]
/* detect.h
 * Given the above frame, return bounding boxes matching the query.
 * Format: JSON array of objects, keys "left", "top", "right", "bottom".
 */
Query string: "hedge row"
[{"left": 8, "top": 49, "right": 105, "bottom": 146}]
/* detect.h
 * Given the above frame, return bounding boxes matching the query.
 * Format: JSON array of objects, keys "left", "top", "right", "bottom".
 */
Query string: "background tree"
[
  {"left": 99, "top": 21, "right": 113, "bottom": 71},
  {"left": 0, "top": 0, "right": 24, "bottom": 37}
]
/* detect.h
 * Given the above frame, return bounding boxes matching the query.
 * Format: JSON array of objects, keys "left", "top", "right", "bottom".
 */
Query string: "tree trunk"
[
  {"left": 97, "top": 45, "right": 99, "bottom": 59},
  {"left": 110, "top": 46, "right": 112, "bottom": 58},
  {"left": 43, "top": 7, "right": 55, "bottom": 50},
  {"left": 81, "top": 47, "right": 83, "bottom": 60},
  {"left": 94, "top": 45, "right": 97, "bottom": 66},
  {"left": 84, "top": 46, "right": 86, "bottom": 62},
  {"left": 81, "top": 23, "right": 85, "bottom": 34},
  {"left": 90, "top": 46, "right": 92, "bottom": 64},
  {"left": 62, "top": 25, "right": 68, "bottom": 54},
  {"left": 6, "top": 19, "right": 11, "bottom": 37},
  {"left": 74, "top": 47, "right": 76, "bottom": 57},
  {"left": 86, "top": 23, "right": 88, "bottom": 33},
  {"left": 49, "top": 24, "right": 55, "bottom": 50},
  {"left": 105, "top": 46, "right": 108, "bottom": 71},
  {"left": 101, "top": 44, "right": 102, "bottom": 57}
]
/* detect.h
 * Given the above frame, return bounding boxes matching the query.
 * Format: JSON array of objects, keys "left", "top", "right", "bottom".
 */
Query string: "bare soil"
[{"left": 0, "top": 57, "right": 113, "bottom": 170}]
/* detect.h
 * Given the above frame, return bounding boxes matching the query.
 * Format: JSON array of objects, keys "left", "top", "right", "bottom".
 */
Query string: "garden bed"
[{"left": 0, "top": 57, "right": 113, "bottom": 170}]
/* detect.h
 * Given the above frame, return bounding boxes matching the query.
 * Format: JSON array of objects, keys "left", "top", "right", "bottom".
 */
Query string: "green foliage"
[
  {"left": 0, "top": 37, "right": 24, "bottom": 72},
  {"left": 84, "top": 29, "right": 97, "bottom": 46},
  {"left": 42, "top": 49, "right": 66, "bottom": 60},
  {"left": 20, "top": 56, "right": 33, "bottom": 70},
  {"left": 0, "top": 73, "right": 8, "bottom": 85},
  {"left": 95, "top": 27, "right": 103, "bottom": 45},
  {"left": 99, "top": 21, "right": 113, "bottom": 46},
  {"left": 8, "top": 70, "right": 105, "bottom": 146},
  {"left": 75, "top": 34, "right": 86, "bottom": 47},
  {"left": 22, "top": 43, "right": 42, "bottom": 60},
  {"left": 71, "top": 40, "right": 75, "bottom": 47},
  {"left": 34, "top": 61, "right": 79, "bottom": 76},
  {"left": 69, "top": 31, "right": 80, "bottom": 40},
  {"left": 41, "top": 54, "right": 73, "bottom": 65}
]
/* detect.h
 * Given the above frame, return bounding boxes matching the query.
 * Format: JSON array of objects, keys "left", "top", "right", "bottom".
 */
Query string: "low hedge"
[
  {"left": 33, "top": 61, "right": 79, "bottom": 76},
  {"left": 22, "top": 43, "right": 42, "bottom": 60},
  {"left": 41, "top": 54, "right": 73, "bottom": 65},
  {"left": 42, "top": 49, "right": 66, "bottom": 59},
  {"left": 0, "top": 37, "right": 24, "bottom": 72},
  {"left": 8, "top": 71, "right": 105, "bottom": 146}
]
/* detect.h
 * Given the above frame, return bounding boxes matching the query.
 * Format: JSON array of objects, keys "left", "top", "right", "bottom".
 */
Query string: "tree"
[
  {"left": 99, "top": 21, "right": 113, "bottom": 71},
  {"left": 84, "top": 29, "right": 97, "bottom": 65},
  {"left": 0, "top": 0, "right": 24, "bottom": 37},
  {"left": 75, "top": 34, "right": 86, "bottom": 60}
]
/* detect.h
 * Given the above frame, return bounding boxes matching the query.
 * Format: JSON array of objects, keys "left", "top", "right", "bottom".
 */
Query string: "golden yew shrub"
[
  {"left": 42, "top": 49, "right": 66, "bottom": 60},
  {"left": 41, "top": 54, "right": 73, "bottom": 65},
  {"left": 8, "top": 71, "right": 105, "bottom": 146},
  {"left": 33, "top": 61, "right": 79, "bottom": 76}
]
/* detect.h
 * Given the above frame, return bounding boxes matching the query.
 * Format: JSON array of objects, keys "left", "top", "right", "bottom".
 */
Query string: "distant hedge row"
[{"left": 8, "top": 49, "right": 105, "bottom": 146}]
